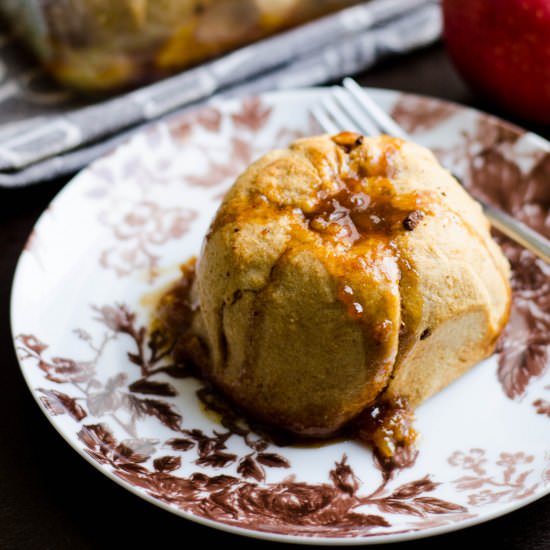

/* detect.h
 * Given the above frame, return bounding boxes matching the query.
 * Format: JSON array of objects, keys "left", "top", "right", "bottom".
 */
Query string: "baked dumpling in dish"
[{"left": 191, "top": 132, "right": 511, "bottom": 441}]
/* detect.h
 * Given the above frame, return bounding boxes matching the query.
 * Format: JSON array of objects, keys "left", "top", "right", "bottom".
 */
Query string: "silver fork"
[{"left": 311, "top": 77, "right": 550, "bottom": 265}]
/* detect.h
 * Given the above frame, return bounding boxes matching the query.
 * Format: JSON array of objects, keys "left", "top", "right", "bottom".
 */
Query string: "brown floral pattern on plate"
[
  {"left": 93, "top": 97, "right": 280, "bottom": 281},
  {"left": 391, "top": 95, "right": 459, "bottom": 134},
  {"left": 494, "top": 241, "right": 550, "bottom": 401},
  {"left": 15, "top": 297, "right": 550, "bottom": 537},
  {"left": 449, "top": 449, "right": 538, "bottom": 505},
  {"left": 99, "top": 201, "right": 197, "bottom": 281},
  {"left": 170, "top": 99, "right": 273, "bottom": 189},
  {"left": 532, "top": 382, "right": 550, "bottom": 419},
  {"left": 15, "top": 305, "right": 473, "bottom": 538},
  {"left": 391, "top": 93, "right": 550, "bottom": 404}
]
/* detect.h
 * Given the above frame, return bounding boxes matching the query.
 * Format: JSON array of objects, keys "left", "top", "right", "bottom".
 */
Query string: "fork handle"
[{"left": 480, "top": 200, "right": 550, "bottom": 264}]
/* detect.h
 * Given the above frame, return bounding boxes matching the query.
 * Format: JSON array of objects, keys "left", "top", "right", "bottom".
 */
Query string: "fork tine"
[
  {"left": 320, "top": 92, "right": 359, "bottom": 134},
  {"left": 310, "top": 104, "right": 340, "bottom": 134},
  {"left": 342, "top": 77, "right": 409, "bottom": 140},
  {"left": 332, "top": 88, "right": 379, "bottom": 136}
]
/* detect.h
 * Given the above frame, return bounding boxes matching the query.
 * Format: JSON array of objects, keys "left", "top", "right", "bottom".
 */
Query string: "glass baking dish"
[{"left": 0, "top": 0, "right": 361, "bottom": 93}]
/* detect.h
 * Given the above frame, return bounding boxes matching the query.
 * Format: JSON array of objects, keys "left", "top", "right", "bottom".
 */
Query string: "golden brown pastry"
[{"left": 191, "top": 132, "right": 511, "bottom": 440}]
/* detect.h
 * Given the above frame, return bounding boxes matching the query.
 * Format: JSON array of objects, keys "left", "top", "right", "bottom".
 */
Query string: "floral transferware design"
[
  {"left": 391, "top": 96, "right": 460, "bottom": 134},
  {"left": 100, "top": 201, "right": 197, "bottom": 280},
  {"left": 533, "top": 383, "right": 550, "bottom": 419},
  {"left": 449, "top": 449, "right": 539, "bottom": 505},
  {"left": 95, "top": 99, "right": 277, "bottom": 281},
  {"left": 494, "top": 241, "right": 550, "bottom": 402},
  {"left": 398, "top": 97, "right": 550, "bottom": 409},
  {"left": 15, "top": 301, "right": 550, "bottom": 537},
  {"left": 11, "top": 89, "right": 550, "bottom": 543},
  {"left": 15, "top": 305, "right": 472, "bottom": 538}
]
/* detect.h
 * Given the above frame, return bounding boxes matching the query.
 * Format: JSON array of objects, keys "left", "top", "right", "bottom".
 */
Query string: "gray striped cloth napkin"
[{"left": 0, "top": 0, "right": 441, "bottom": 187}]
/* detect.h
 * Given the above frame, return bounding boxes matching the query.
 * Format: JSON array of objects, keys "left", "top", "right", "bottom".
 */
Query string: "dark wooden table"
[{"left": 1, "top": 43, "right": 549, "bottom": 550}]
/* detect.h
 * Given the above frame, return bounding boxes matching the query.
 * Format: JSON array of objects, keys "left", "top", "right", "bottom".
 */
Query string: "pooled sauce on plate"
[{"left": 152, "top": 257, "right": 417, "bottom": 464}]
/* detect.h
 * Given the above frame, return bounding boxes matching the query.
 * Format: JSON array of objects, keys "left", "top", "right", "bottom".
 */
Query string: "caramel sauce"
[
  {"left": 151, "top": 258, "right": 197, "bottom": 343},
  {"left": 276, "top": 137, "right": 430, "bottom": 332},
  {"left": 337, "top": 284, "right": 364, "bottom": 320},
  {"left": 355, "top": 396, "right": 417, "bottom": 460},
  {"left": 305, "top": 176, "right": 426, "bottom": 246}
]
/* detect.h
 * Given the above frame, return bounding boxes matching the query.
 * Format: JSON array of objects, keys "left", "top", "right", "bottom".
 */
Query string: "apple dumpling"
[{"left": 160, "top": 132, "right": 511, "bottom": 457}]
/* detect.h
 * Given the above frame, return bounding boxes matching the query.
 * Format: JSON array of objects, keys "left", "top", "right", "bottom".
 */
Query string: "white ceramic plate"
[{"left": 11, "top": 88, "right": 550, "bottom": 544}]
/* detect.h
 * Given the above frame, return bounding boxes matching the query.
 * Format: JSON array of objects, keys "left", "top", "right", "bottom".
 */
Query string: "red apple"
[{"left": 442, "top": 0, "right": 550, "bottom": 123}]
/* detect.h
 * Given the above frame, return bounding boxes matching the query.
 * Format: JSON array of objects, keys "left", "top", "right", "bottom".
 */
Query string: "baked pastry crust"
[{"left": 194, "top": 133, "right": 511, "bottom": 437}]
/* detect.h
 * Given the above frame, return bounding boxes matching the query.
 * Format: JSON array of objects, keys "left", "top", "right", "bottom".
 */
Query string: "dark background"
[{"left": 1, "top": 43, "right": 549, "bottom": 549}]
